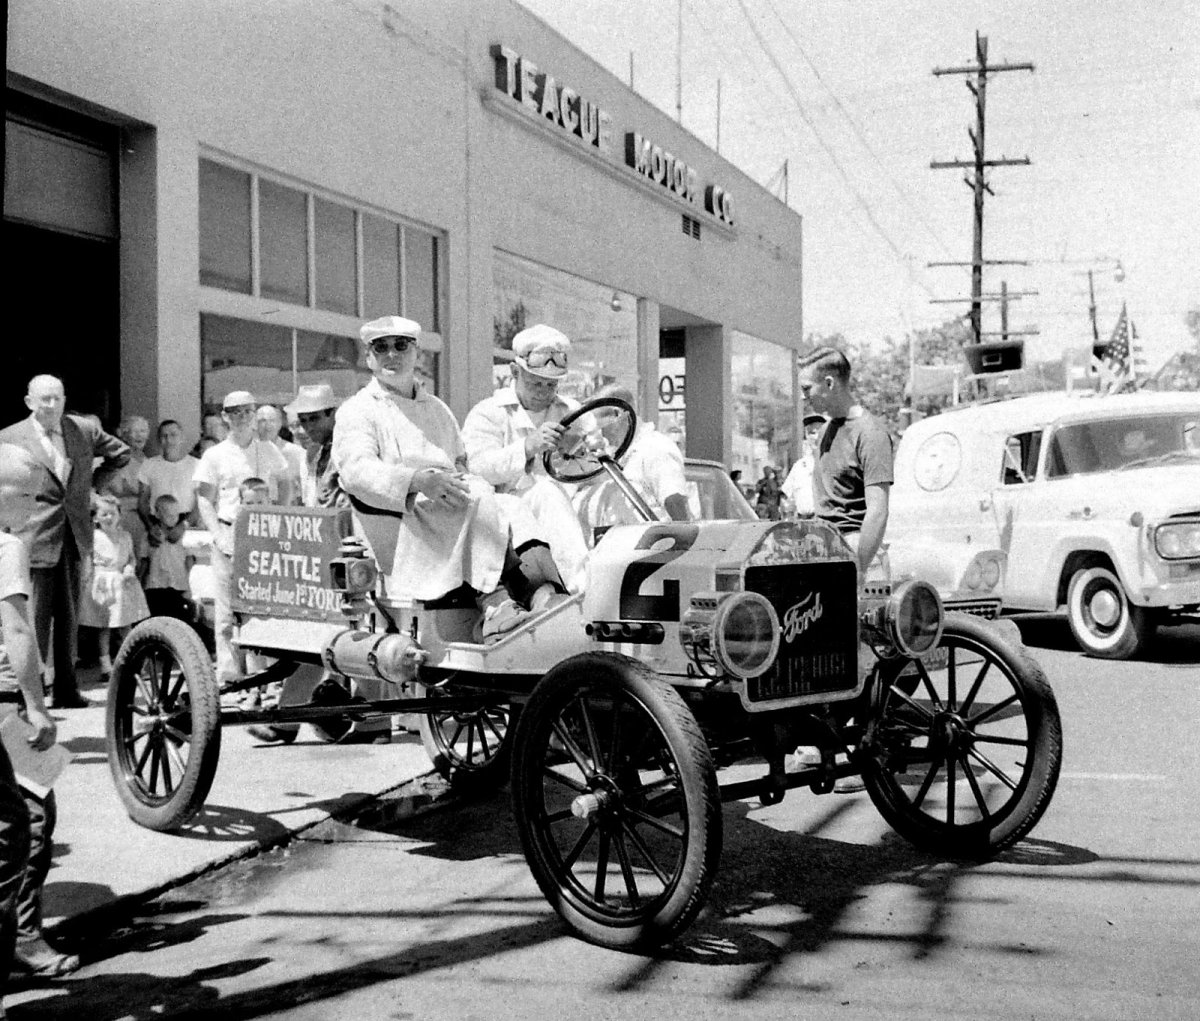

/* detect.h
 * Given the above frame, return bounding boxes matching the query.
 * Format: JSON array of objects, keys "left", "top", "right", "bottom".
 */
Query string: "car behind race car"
[
  {"left": 107, "top": 397, "right": 1063, "bottom": 950},
  {"left": 889, "top": 390, "right": 1200, "bottom": 658}
]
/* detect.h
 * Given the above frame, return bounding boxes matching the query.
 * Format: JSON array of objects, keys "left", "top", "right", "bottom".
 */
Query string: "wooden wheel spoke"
[
  {"left": 448, "top": 719, "right": 466, "bottom": 750},
  {"left": 146, "top": 740, "right": 162, "bottom": 793},
  {"left": 164, "top": 672, "right": 187, "bottom": 707},
  {"left": 625, "top": 806, "right": 684, "bottom": 840},
  {"left": 916, "top": 658, "right": 944, "bottom": 710},
  {"left": 481, "top": 712, "right": 506, "bottom": 744},
  {"left": 612, "top": 831, "right": 641, "bottom": 906},
  {"left": 577, "top": 697, "right": 604, "bottom": 773},
  {"left": 889, "top": 685, "right": 936, "bottom": 722},
  {"left": 127, "top": 730, "right": 151, "bottom": 755},
  {"left": 621, "top": 819, "right": 672, "bottom": 886},
  {"left": 542, "top": 765, "right": 589, "bottom": 794},
  {"left": 970, "top": 692, "right": 1020, "bottom": 726},
  {"left": 608, "top": 693, "right": 623, "bottom": 770},
  {"left": 967, "top": 746, "right": 1020, "bottom": 791},
  {"left": 156, "top": 656, "right": 176, "bottom": 702},
  {"left": 959, "top": 751, "right": 992, "bottom": 819},
  {"left": 910, "top": 758, "right": 941, "bottom": 810},
  {"left": 465, "top": 720, "right": 476, "bottom": 764},
  {"left": 594, "top": 831, "right": 610, "bottom": 903},
  {"left": 159, "top": 741, "right": 175, "bottom": 792},
  {"left": 561, "top": 819, "right": 597, "bottom": 870},
  {"left": 543, "top": 806, "right": 575, "bottom": 824},
  {"left": 551, "top": 719, "right": 595, "bottom": 778},
  {"left": 973, "top": 733, "right": 1029, "bottom": 748},
  {"left": 945, "top": 757, "right": 956, "bottom": 822},
  {"left": 134, "top": 668, "right": 157, "bottom": 707},
  {"left": 162, "top": 724, "right": 191, "bottom": 747},
  {"left": 958, "top": 657, "right": 992, "bottom": 716},
  {"left": 946, "top": 648, "right": 957, "bottom": 709},
  {"left": 474, "top": 720, "right": 490, "bottom": 762}
]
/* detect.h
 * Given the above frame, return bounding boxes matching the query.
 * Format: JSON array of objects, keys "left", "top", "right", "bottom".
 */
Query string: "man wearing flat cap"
[
  {"left": 462, "top": 324, "right": 591, "bottom": 591},
  {"left": 333, "top": 317, "right": 565, "bottom": 641},
  {"left": 285, "top": 383, "right": 344, "bottom": 510},
  {"left": 193, "top": 390, "right": 292, "bottom": 683}
]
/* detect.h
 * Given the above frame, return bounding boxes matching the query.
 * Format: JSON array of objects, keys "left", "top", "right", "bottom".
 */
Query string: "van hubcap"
[{"left": 1088, "top": 588, "right": 1121, "bottom": 628}]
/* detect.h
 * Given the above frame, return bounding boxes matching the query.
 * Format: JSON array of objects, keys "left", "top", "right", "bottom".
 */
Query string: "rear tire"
[
  {"left": 419, "top": 685, "right": 517, "bottom": 794},
  {"left": 1066, "top": 565, "right": 1151, "bottom": 659}
]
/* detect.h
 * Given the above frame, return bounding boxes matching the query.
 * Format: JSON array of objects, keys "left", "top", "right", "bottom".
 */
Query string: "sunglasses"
[
  {"left": 369, "top": 335, "right": 418, "bottom": 356},
  {"left": 223, "top": 405, "right": 256, "bottom": 418},
  {"left": 524, "top": 348, "right": 568, "bottom": 369}
]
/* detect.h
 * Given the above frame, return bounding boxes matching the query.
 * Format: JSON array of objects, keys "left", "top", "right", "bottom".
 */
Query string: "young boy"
[
  {"left": 238, "top": 477, "right": 270, "bottom": 507},
  {"left": 143, "top": 493, "right": 193, "bottom": 621},
  {"left": 0, "top": 443, "right": 79, "bottom": 984}
]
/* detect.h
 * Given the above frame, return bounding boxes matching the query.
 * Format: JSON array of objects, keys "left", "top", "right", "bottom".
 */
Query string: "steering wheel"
[{"left": 542, "top": 397, "right": 637, "bottom": 483}]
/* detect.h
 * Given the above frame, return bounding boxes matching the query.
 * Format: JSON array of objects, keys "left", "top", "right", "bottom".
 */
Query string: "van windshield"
[{"left": 1045, "top": 412, "right": 1200, "bottom": 478}]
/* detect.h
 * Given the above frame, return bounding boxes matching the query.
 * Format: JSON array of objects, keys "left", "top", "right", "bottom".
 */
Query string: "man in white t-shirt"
[
  {"left": 194, "top": 391, "right": 291, "bottom": 682},
  {"left": 256, "top": 404, "right": 306, "bottom": 506},
  {"left": 138, "top": 419, "right": 200, "bottom": 524}
]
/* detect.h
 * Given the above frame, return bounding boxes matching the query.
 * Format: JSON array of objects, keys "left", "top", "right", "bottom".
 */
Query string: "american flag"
[{"left": 1100, "top": 303, "right": 1138, "bottom": 393}]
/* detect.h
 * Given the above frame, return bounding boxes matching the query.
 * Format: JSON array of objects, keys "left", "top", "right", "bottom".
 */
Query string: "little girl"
[{"left": 81, "top": 494, "right": 151, "bottom": 680}]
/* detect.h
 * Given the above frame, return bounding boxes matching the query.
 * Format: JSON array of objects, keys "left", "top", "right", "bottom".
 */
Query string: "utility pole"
[
  {"left": 929, "top": 33, "right": 1034, "bottom": 381},
  {"left": 1086, "top": 269, "right": 1100, "bottom": 344}
]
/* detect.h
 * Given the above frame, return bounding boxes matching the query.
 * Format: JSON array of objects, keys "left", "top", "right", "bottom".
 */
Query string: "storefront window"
[
  {"left": 362, "top": 213, "right": 401, "bottom": 320},
  {"left": 731, "top": 330, "right": 795, "bottom": 483},
  {"left": 259, "top": 179, "right": 308, "bottom": 305},
  {"left": 405, "top": 229, "right": 439, "bottom": 333},
  {"left": 201, "top": 313, "right": 438, "bottom": 415},
  {"left": 198, "top": 157, "right": 443, "bottom": 334},
  {"left": 314, "top": 198, "right": 357, "bottom": 315},
  {"left": 198, "top": 159, "right": 251, "bottom": 293},
  {"left": 492, "top": 250, "right": 636, "bottom": 401}
]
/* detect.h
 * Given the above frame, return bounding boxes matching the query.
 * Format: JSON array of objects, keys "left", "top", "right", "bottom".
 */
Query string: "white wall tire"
[{"left": 1066, "top": 565, "right": 1150, "bottom": 660}]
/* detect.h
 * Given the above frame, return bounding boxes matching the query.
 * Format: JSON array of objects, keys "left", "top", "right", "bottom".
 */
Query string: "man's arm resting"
[{"left": 856, "top": 483, "right": 890, "bottom": 575}]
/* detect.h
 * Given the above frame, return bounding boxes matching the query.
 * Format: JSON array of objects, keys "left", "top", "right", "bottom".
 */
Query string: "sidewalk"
[{"left": 42, "top": 671, "right": 438, "bottom": 937}]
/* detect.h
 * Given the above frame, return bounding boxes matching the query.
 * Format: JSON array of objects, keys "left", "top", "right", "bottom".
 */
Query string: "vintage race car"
[
  {"left": 890, "top": 390, "right": 1200, "bottom": 658},
  {"left": 106, "top": 397, "right": 1063, "bottom": 951}
]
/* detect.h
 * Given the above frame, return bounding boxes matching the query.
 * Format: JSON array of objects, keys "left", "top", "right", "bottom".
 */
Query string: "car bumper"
[{"left": 1135, "top": 560, "right": 1200, "bottom": 609}]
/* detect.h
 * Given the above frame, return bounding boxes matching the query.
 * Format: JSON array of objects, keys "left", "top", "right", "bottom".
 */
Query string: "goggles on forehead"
[
  {"left": 224, "top": 404, "right": 256, "bottom": 417},
  {"left": 523, "top": 347, "right": 568, "bottom": 370}
]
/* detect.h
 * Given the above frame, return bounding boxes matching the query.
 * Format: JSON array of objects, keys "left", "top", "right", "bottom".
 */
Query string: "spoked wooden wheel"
[
  {"left": 512, "top": 653, "right": 721, "bottom": 951},
  {"left": 861, "top": 613, "right": 1062, "bottom": 859},
  {"left": 106, "top": 617, "right": 221, "bottom": 831},
  {"left": 419, "top": 685, "right": 517, "bottom": 793}
]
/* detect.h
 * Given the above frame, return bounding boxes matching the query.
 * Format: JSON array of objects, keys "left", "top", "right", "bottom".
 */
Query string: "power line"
[
  {"left": 762, "top": 0, "right": 958, "bottom": 263},
  {"left": 732, "top": 0, "right": 937, "bottom": 299}
]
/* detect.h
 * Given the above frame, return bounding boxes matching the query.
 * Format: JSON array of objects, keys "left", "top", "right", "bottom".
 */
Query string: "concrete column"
[
  {"left": 122, "top": 124, "right": 202, "bottom": 441},
  {"left": 684, "top": 323, "right": 731, "bottom": 464},
  {"left": 636, "top": 298, "right": 660, "bottom": 425}
]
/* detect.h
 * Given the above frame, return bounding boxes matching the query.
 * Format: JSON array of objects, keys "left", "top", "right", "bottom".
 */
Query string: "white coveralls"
[
  {"left": 461, "top": 387, "right": 590, "bottom": 591},
  {"left": 333, "top": 378, "right": 517, "bottom": 602}
]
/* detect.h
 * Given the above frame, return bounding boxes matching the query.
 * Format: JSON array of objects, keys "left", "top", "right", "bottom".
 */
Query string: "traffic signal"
[{"left": 964, "top": 340, "right": 1024, "bottom": 375}]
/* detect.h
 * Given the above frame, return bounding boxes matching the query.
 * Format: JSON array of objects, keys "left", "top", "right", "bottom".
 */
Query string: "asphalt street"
[{"left": 8, "top": 618, "right": 1199, "bottom": 1021}]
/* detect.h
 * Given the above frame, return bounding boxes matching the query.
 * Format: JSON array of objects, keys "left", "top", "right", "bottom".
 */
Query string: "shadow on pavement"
[{"left": 1013, "top": 616, "right": 1200, "bottom": 665}]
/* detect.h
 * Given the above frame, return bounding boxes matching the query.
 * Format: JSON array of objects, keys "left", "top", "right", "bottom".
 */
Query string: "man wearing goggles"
[
  {"left": 333, "top": 317, "right": 565, "bottom": 641},
  {"left": 462, "top": 324, "right": 591, "bottom": 593}
]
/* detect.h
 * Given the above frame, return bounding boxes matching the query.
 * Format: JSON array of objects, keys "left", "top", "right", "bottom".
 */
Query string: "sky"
[{"left": 517, "top": 0, "right": 1199, "bottom": 371}]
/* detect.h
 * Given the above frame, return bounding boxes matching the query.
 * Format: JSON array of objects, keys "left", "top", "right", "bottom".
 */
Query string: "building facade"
[{"left": 6, "top": 0, "right": 804, "bottom": 474}]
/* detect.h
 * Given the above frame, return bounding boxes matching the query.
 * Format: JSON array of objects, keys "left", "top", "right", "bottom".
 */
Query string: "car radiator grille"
[
  {"left": 743, "top": 562, "right": 859, "bottom": 703},
  {"left": 945, "top": 598, "right": 1001, "bottom": 619}
]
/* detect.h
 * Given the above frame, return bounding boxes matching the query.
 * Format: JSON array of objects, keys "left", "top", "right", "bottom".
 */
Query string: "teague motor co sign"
[{"left": 491, "top": 44, "right": 734, "bottom": 227}]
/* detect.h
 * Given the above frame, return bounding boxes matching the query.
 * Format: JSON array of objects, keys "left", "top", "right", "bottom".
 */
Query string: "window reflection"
[
  {"left": 492, "top": 250, "right": 636, "bottom": 401},
  {"left": 199, "top": 160, "right": 251, "bottom": 293},
  {"left": 731, "top": 330, "right": 795, "bottom": 482}
]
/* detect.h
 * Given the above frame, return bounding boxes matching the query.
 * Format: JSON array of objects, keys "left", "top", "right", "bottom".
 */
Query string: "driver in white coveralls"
[{"left": 462, "top": 325, "right": 592, "bottom": 592}]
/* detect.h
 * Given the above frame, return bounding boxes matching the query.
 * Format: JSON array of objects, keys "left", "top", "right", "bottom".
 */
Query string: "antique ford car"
[
  {"left": 890, "top": 390, "right": 1200, "bottom": 658},
  {"left": 106, "top": 398, "right": 1063, "bottom": 951}
]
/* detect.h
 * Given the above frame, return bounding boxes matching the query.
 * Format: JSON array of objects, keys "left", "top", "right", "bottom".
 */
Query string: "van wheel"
[{"left": 1066, "top": 565, "right": 1151, "bottom": 659}]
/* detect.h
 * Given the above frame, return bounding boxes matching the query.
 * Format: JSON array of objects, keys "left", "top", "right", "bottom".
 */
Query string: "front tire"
[
  {"left": 512, "top": 653, "right": 722, "bottom": 951},
  {"left": 106, "top": 617, "right": 221, "bottom": 831},
  {"left": 1067, "top": 565, "right": 1151, "bottom": 659},
  {"left": 860, "top": 613, "right": 1062, "bottom": 859}
]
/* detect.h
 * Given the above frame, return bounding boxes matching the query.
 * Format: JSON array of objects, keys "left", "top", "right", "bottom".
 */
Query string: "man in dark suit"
[{"left": 0, "top": 375, "right": 129, "bottom": 707}]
